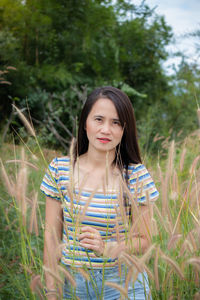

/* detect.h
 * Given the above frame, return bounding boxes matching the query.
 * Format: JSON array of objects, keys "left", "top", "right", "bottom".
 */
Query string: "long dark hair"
[{"left": 74, "top": 86, "right": 142, "bottom": 168}]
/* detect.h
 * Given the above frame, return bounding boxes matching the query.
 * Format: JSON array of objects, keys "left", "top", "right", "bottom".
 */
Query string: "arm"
[
  {"left": 79, "top": 205, "right": 152, "bottom": 258},
  {"left": 43, "top": 197, "right": 63, "bottom": 298},
  {"left": 117, "top": 204, "right": 152, "bottom": 255}
]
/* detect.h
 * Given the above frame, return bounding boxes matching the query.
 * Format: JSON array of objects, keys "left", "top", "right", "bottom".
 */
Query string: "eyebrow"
[{"left": 94, "top": 115, "right": 120, "bottom": 121}]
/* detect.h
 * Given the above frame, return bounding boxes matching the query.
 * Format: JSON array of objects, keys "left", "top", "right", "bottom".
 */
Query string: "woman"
[{"left": 41, "top": 86, "right": 159, "bottom": 299}]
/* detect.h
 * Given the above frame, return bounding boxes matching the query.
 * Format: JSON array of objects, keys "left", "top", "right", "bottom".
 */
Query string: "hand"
[
  {"left": 78, "top": 226, "right": 105, "bottom": 256},
  {"left": 104, "top": 241, "right": 125, "bottom": 259},
  {"left": 47, "top": 296, "right": 57, "bottom": 300}
]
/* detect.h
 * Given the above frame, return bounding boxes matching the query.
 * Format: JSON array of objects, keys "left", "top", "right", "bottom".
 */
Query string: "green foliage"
[
  {"left": 0, "top": 0, "right": 199, "bottom": 155},
  {"left": 0, "top": 1, "right": 173, "bottom": 135}
]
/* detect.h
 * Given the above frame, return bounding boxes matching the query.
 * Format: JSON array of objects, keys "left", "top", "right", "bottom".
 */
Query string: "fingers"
[
  {"left": 79, "top": 231, "right": 98, "bottom": 241},
  {"left": 79, "top": 240, "right": 99, "bottom": 251},
  {"left": 79, "top": 226, "right": 100, "bottom": 241},
  {"left": 78, "top": 226, "right": 104, "bottom": 256},
  {"left": 80, "top": 226, "right": 99, "bottom": 234}
]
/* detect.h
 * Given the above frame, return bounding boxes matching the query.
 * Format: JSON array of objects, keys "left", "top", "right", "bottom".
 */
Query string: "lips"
[{"left": 97, "top": 138, "right": 111, "bottom": 144}]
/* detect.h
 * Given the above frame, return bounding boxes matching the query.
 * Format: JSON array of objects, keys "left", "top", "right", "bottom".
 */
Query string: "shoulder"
[
  {"left": 125, "top": 163, "right": 156, "bottom": 186},
  {"left": 46, "top": 156, "right": 71, "bottom": 177},
  {"left": 126, "top": 163, "right": 148, "bottom": 178},
  {"left": 126, "top": 163, "right": 159, "bottom": 203},
  {"left": 49, "top": 156, "right": 71, "bottom": 168}
]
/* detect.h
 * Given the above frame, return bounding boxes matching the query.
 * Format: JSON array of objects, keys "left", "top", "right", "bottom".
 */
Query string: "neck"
[{"left": 82, "top": 146, "right": 115, "bottom": 170}]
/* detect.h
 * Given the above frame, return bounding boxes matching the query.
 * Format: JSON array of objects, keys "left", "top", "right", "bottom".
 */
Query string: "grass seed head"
[{"left": 12, "top": 104, "right": 36, "bottom": 137}]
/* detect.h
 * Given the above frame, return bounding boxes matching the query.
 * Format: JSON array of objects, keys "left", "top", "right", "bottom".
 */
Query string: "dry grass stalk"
[
  {"left": 121, "top": 252, "right": 143, "bottom": 273},
  {"left": 50, "top": 226, "right": 63, "bottom": 262},
  {"left": 6, "top": 159, "right": 39, "bottom": 170},
  {"left": 153, "top": 204, "right": 171, "bottom": 234},
  {"left": 64, "top": 183, "right": 74, "bottom": 217},
  {"left": 56, "top": 243, "right": 67, "bottom": 260},
  {"left": 179, "top": 147, "right": 187, "bottom": 171},
  {"left": 69, "top": 137, "right": 75, "bottom": 191},
  {"left": 171, "top": 170, "right": 179, "bottom": 199},
  {"left": 30, "top": 274, "right": 45, "bottom": 300},
  {"left": 197, "top": 108, "right": 200, "bottom": 127},
  {"left": 194, "top": 270, "right": 200, "bottom": 287},
  {"left": 105, "top": 281, "right": 128, "bottom": 299},
  {"left": 186, "top": 257, "right": 200, "bottom": 271},
  {"left": 153, "top": 133, "right": 165, "bottom": 142},
  {"left": 151, "top": 218, "right": 158, "bottom": 236},
  {"left": 29, "top": 192, "right": 39, "bottom": 236},
  {"left": 189, "top": 206, "right": 200, "bottom": 226},
  {"left": 119, "top": 174, "right": 139, "bottom": 215},
  {"left": 167, "top": 140, "right": 175, "bottom": 178},
  {"left": 124, "top": 267, "right": 136, "bottom": 293},
  {"left": 15, "top": 148, "right": 28, "bottom": 226},
  {"left": 58, "top": 265, "right": 76, "bottom": 287},
  {"left": 43, "top": 266, "right": 64, "bottom": 285},
  {"left": 118, "top": 184, "right": 129, "bottom": 228},
  {"left": 75, "top": 171, "right": 91, "bottom": 207},
  {"left": 162, "top": 269, "right": 173, "bottom": 290},
  {"left": 115, "top": 215, "right": 121, "bottom": 243},
  {"left": 188, "top": 231, "right": 198, "bottom": 252},
  {"left": 157, "top": 161, "right": 169, "bottom": 219},
  {"left": 160, "top": 252, "right": 185, "bottom": 280},
  {"left": 194, "top": 292, "right": 200, "bottom": 300},
  {"left": 167, "top": 234, "right": 182, "bottom": 250},
  {"left": 119, "top": 252, "right": 132, "bottom": 268},
  {"left": 189, "top": 173, "right": 200, "bottom": 209},
  {"left": 163, "top": 148, "right": 174, "bottom": 223},
  {"left": 140, "top": 244, "right": 155, "bottom": 265},
  {"left": 180, "top": 239, "right": 193, "bottom": 256},
  {"left": 0, "top": 158, "right": 15, "bottom": 197},
  {"left": 171, "top": 192, "right": 188, "bottom": 236},
  {"left": 75, "top": 186, "right": 98, "bottom": 227},
  {"left": 7, "top": 66, "right": 17, "bottom": 70},
  {"left": 77, "top": 268, "right": 90, "bottom": 281},
  {"left": 30, "top": 274, "right": 43, "bottom": 292},
  {"left": 189, "top": 155, "right": 200, "bottom": 175},
  {"left": 12, "top": 104, "right": 36, "bottom": 137},
  {"left": 154, "top": 246, "right": 160, "bottom": 290}
]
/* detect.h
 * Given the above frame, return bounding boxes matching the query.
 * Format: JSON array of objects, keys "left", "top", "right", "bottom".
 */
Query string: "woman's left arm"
[
  {"left": 126, "top": 204, "right": 152, "bottom": 254},
  {"left": 103, "top": 204, "right": 153, "bottom": 258}
]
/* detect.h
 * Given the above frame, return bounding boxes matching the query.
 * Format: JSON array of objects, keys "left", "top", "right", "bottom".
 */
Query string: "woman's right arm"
[{"left": 43, "top": 196, "right": 63, "bottom": 299}]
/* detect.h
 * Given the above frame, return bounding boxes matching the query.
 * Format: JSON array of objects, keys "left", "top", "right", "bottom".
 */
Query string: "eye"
[
  {"left": 113, "top": 120, "right": 121, "bottom": 126},
  {"left": 95, "top": 117, "right": 102, "bottom": 122}
]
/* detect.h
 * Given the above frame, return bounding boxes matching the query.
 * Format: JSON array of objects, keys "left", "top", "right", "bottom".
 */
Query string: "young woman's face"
[{"left": 85, "top": 98, "right": 124, "bottom": 154}]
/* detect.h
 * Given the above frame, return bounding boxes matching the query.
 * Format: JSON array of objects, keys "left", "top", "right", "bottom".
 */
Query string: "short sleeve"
[
  {"left": 128, "top": 164, "right": 159, "bottom": 205},
  {"left": 40, "top": 158, "right": 61, "bottom": 201}
]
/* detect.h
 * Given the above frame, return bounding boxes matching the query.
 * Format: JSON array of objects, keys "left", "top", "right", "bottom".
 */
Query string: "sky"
[{"left": 133, "top": 0, "right": 200, "bottom": 73}]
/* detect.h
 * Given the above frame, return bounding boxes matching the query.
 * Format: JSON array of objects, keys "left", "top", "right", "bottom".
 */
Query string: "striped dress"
[{"left": 40, "top": 157, "right": 159, "bottom": 269}]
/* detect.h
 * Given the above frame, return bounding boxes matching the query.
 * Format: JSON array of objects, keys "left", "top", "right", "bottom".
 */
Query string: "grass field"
[{"left": 0, "top": 129, "right": 200, "bottom": 299}]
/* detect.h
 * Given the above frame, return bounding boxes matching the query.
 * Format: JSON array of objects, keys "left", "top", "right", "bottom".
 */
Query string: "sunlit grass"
[{"left": 0, "top": 108, "right": 199, "bottom": 299}]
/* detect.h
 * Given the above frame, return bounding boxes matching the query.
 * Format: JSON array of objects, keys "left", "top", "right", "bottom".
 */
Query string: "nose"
[{"left": 100, "top": 122, "right": 111, "bottom": 134}]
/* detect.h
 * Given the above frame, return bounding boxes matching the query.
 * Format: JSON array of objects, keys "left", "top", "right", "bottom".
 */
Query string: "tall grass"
[{"left": 0, "top": 108, "right": 199, "bottom": 299}]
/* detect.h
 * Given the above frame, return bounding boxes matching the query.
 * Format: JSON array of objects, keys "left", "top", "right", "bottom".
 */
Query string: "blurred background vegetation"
[{"left": 0, "top": 0, "right": 200, "bottom": 155}]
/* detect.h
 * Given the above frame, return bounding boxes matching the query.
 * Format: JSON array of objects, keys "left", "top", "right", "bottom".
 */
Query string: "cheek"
[
  {"left": 116, "top": 128, "right": 124, "bottom": 141},
  {"left": 85, "top": 120, "right": 94, "bottom": 137}
]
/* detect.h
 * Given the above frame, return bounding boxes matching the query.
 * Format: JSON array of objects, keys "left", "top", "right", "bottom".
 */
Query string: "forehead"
[{"left": 89, "top": 98, "right": 118, "bottom": 117}]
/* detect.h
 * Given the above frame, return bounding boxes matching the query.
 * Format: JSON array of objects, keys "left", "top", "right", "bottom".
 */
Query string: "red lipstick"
[{"left": 98, "top": 138, "right": 111, "bottom": 144}]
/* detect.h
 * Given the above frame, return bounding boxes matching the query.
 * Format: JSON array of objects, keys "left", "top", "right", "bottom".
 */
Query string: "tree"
[{"left": 0, "top": 0, "right": 175, "bottom": 151}]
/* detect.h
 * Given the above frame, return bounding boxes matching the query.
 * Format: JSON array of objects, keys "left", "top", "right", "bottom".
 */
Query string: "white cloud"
[{"left": 133, "top": 0, "right": 200, "bottom": 73}]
